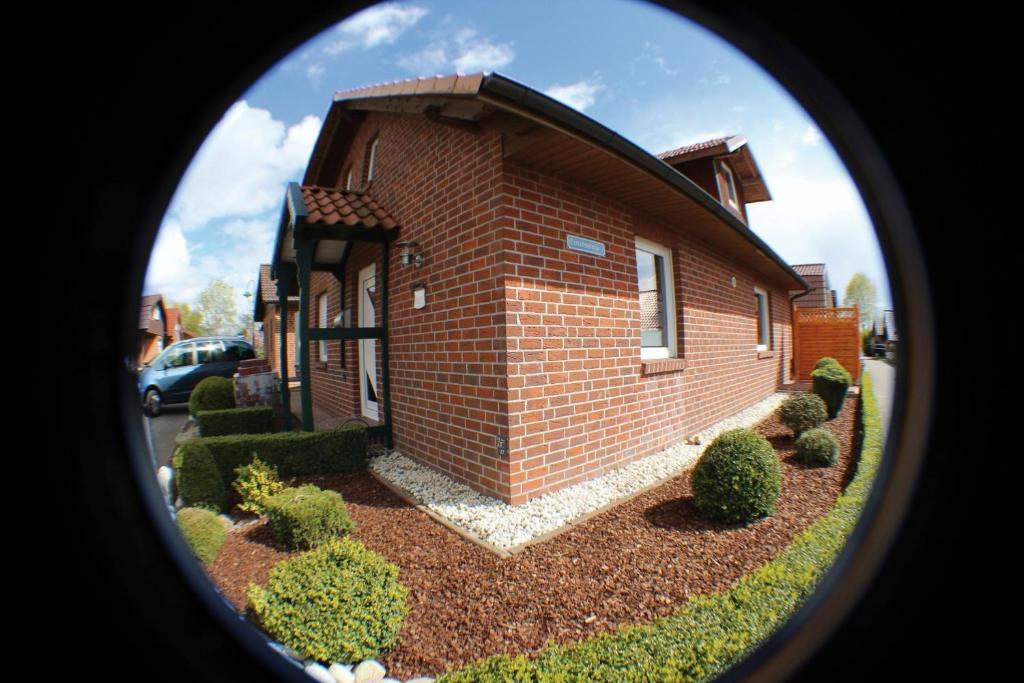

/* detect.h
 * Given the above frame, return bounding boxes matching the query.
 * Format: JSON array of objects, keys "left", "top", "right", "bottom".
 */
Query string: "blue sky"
[{"left": 146, "top": 0, "right": 890, "bottom": 323}]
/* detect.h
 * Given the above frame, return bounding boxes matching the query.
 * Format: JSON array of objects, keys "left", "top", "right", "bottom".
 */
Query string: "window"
[
  {"left": 196, "top": 340, "right": 225, "bottom": 364},
  {"left": 318, "top": 293, "right": 328, "bottom": 362},
  {"left": 344, "top": 167, "right": 353, "bottom": 191},
  {"left": 165, "top": 343, "right": 195, "bottom": 368},
  {"left": 754, "top": 287, "right": 771, "bottom": 350},
  {"left": 719, "top": 160, "right": 739, "bottom": 209},
  {"left": 635, "top": 237, "right": 677, "bottom": 359},
  {"left": 366, "top": 137, "right": 379, "bottom": 183}
]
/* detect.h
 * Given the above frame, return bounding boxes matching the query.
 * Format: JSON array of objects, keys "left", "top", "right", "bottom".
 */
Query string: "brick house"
[
  {"left": 268, "top": 73, "right": 809, "bottom": 505},
  {"left": 138, "top": 294, "right": 169, "bottom": 367},
  {"left": 789, "top": 263, "right": 838, "bottom": 308},
  {"left": 254, "top": 263, "right": 299, "bottom": 380}
]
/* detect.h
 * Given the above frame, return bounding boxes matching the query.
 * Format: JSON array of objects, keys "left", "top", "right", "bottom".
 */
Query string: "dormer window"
[
  {"left": 344, "top": 167, "right": 353, "bottom": 191},
  {"left": 719, "top": 160, "right": 739, "bottom": 209},
  {"left": 366, "top": 137, "right": 379, "bottom": 183}
]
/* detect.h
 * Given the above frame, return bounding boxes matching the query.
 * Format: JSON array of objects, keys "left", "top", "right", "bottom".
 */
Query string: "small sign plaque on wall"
[
  {"left": 496, "top": 435, "right": 509, "bottom": 457},
  {"left": 566, "top": 234, "right": 606, "bottom": 257}
]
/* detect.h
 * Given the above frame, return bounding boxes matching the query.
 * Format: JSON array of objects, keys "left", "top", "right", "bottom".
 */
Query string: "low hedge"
[
  {"left": 197, "top": 406, "right": 274, "bottom": 436},
  {"left": 438, "top": 373, "right": 883, "bottom": 683},
  {"left": 177, "top": 507, "right": 227, "bottom": 564},
  {"left": 188, "top": 376, "right": 236, "bottom": 416},
  {"left": 265, "top": 485, "right": 356, "bottom": 550},
  {"left": 190, "top": 423, "right": 368, "bottom": 484},
  {"left": 247, "top": 538, "right": 409, "bottom": 664},
  {"left": 172, "top": 441, "right": 227, "bottom": 512}
]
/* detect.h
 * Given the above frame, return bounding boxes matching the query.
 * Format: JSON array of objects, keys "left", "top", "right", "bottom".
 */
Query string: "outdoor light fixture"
[{"left": 397, "top": 240, "right": 424, "bottom": 268}]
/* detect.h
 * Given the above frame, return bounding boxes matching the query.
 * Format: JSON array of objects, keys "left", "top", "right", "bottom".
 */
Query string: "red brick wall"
[
  {"left": 501, "top": 162, "right": 791, "bottom": 504},
  {"left": 304, "top": 111, "right": 510, "bottom": 499},
  {"left": 263, "top": 302, "right": 297, "bottom": 378},
  {"left": 302, "top": 111, "right": 793, "bottom": 505}
]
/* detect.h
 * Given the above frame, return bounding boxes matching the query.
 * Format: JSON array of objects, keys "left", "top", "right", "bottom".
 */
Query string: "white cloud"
[
  {"left": 396, "top": 44, "right": 448, "bottom": 74},
  {"left": 801, "top": 124, "right": 823, "bottom": 146},
  {"left": 145, "top": 218, "right": 191, "bottom": 298},
  {"left": 306, "top": 63, "right": 325, "bottom": 87},
  {"left": 325, "top": 3, "right": 428, "bottom": 54},
  {"left": 452, "top": 39, "right": 514, "bottom": 73},
  {"left": 545, "top": 79, "right": 603, "bottom": 113},
  {"left": 167, "top": 101, "right": 320, "bottom": 232},
  {"left": 633, "top": 42, "right": 679, "bottom": 77}
]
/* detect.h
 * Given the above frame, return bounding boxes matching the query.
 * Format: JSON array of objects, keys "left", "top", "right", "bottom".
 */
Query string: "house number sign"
[
  {"left": 496, "top": 435, "right": 509, "bottom": 457},
  {"left": 566, "top": 234, "right": 605, "bottom": 257}
]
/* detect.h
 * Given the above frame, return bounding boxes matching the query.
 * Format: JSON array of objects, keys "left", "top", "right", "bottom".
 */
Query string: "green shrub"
[
  {"left": 189, "top": 424, "right": 368, "bottom": 484},
  {"left": 234, "top": 456, "right": 287, "bottom": 515},
  {"left": 814, "top": 356, "right": 841, "bottom": 371},
  {"left": 176, "top": 507, "right": 227, "bottom": 564},
  {"left": 777, "top": 393, "right": 828, "bottom": 437},
  {"left": 188, "top": 376, "right": 236, "bottom": 417},
  {"left": 691, "top": 428, "right": 781, "bottom": 524},
  {"left": 172, "top": 441, "right": 227, "bottom": 512},
  {"left": 811, "top": 362, "right": 852, "bottom": 419},
  {"left": 438, "top": 374, "right": 883, "bottom": 683},
  {"left": 197, "top": 406, "right": 274, "bottom": 436},
  {"left": 795, "top": 428, "right": 839, "bottom": 466},
  {"left": 265, "top": 485, "right": 356, "bottom": 550},
  {"left": 246, "top": 538, "right": 409, "bottom": 663}
]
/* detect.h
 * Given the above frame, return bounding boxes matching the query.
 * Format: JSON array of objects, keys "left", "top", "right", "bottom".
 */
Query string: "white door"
[{"left": 358, "top": 263, "right": 379, "bottom": 421}]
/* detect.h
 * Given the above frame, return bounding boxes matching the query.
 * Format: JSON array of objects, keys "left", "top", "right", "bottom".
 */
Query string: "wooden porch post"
[
  {"left": 295, "top": 242, "right": 315, "bottom": 431},
  {"left": 275, "top": 263, "right": 294, "bottom": 431}
]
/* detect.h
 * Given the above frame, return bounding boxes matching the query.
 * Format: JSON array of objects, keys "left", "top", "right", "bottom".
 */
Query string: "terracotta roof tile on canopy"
[
  {"left": 301, "top": 185, "right": 399, "bottom": 230},
  {"left": 657, "top": 137, "right": 733, "bottom": 160}
]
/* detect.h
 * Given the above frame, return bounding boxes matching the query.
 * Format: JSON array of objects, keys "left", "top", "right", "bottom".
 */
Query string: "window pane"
[
  {"left": 637, "top": 248, "right": 665, "bottom": 347},
  {"left": 167, "top": 344, "right": 194, "bottom": 368}
]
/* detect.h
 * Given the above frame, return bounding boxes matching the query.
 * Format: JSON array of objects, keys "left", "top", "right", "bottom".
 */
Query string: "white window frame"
[
  {"left": 318, "top": 293, "right": 328, "bottom": 362},
  {"left": 345, "top": 167, "right": 353, "bottom": 191},
  {"left": 635, "top": 237, "right": 677, "bottom": 360},
  {"left": 719, "top": 160, "right": 739, "bottom": 210},
  {"left": 754, "top": 286, "right": 770, "bottom": 351},
  {"left": 366, "top": 138, "right": 379, "bottom": 182}
]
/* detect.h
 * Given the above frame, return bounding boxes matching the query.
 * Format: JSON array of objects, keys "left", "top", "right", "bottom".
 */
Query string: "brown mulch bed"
[{"left": 207, "top": 395, "right": 860, "bottom": 680}]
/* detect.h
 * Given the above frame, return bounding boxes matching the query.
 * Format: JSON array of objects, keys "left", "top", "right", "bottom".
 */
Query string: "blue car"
[{"left": 138, "top": 336, "right": 255, "bottom": 416}]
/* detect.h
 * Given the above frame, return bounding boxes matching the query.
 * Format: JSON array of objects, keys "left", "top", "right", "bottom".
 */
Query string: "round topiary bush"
[
  {"left": 691, "top": 428, "right": 782, "bottom": 524},
  {"left": 814, "top": 356, "right": 841, "bottom": 371},
  {"left": 264, "top": 485, "right": 356, "bottom": 550},
  {"left": 176, "top": 507, "right": 227, "bottom": 564},
  {"left": 794, "top": 427, "right": 839, "bottom": 466},
  {"left": 777, "top": 393, "right": 828, "bottom": 437},
  {"left": 246, "top": 538, "right": 409, "bottom": 664},
  {"left": 189, "top": 376, "right": 236, "bottom": 417},
  {"left": 172, "top": 441, "right": 227, "bottom": 512}
]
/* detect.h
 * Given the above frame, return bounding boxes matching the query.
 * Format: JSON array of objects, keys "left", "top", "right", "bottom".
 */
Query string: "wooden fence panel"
[{"left": 794, "top": 307, "right": 861, "bottom": 382}]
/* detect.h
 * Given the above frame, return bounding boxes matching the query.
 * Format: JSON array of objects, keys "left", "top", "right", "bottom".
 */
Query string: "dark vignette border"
[{"left": 68, "top": 2, "right": 982, "bottom": 681}]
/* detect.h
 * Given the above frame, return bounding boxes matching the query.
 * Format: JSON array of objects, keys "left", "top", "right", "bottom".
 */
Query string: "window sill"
[
  {"left": 757, "top": 350, "right": 775, "bottom": 360},
  {"left": 641, "top": 358, "right": 688, "bottom": 375}
]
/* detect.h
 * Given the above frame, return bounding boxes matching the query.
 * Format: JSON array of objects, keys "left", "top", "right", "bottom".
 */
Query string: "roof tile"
[{"left": 300, "top": 186, "right": 399, "bottom": 231}]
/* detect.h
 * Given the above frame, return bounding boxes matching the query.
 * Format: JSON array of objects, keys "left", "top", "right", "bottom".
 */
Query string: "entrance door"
[{"left": 358, "top": 263, "right": 379, "bottom": 421}]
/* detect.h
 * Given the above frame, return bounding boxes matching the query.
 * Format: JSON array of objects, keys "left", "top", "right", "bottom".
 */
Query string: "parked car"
[
  {"left": 138, "top": 336, "right": 255, "bottom": 416},
  {"left": 871, "top": 343, "right": 887, "bottom": 357}
]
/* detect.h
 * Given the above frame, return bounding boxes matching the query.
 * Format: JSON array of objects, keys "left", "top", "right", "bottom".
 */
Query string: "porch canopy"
[{"left": 271, "top": 182, "right": 400, "bottom": 441}]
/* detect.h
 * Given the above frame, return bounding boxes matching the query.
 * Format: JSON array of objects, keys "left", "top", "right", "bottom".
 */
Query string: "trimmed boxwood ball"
[
  {"left": 265, "top": 485, "right": 356, "bottom": 550},
  {"left": 172, "top": 440, "right": 227, "bottom": 512},
  {"left": 188, "top": 376, "right": 236, "bottom": 417},
  {"left": 814, "top": 356, "right": 841, "bottom": 371},
  {"left": 777, "top": 393, "right": 828, "bottom": 437},
  {"left": 176, "top": 507, "right": 227, "bottom": 564},
  {"left": 795, "top": 427, "right": 839, "bottom": 466},
  {"left": 246, "top": 538, "right": 409, "bottom": 664},
  {"left": 691, "top": 428, "right": 781, "bottom": 524},
  {"left": 811, "top": 362, "right": 852, "bottom": 419}
]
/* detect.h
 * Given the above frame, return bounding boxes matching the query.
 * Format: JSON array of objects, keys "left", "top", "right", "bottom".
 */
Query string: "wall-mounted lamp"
[{"left": 397, "top": 241, "right": 424, "bottom": 268}]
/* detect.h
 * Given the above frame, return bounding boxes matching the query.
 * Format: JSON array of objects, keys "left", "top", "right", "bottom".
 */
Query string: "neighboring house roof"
[
  {"left": 139, "top": 294, "right": 167, "bottom": 337},
  {"left": 255, "top": 263, "right": 300, "bottom": 319},
  {"left": 302, "top": 72, "right": 807, "bottom": 293},
  {"left": 791, "top": 263, "right": 827, "bottom": 277},
  {"left": 657, "top": 134, "right": 770, "bottom": 203}
]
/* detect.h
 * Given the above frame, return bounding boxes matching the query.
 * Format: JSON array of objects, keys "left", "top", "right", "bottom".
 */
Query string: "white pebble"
[
  {"left": 305, "top": 663, "right": 337, "bottom": 683},
  {"left": 372, "top": 393, "right": 787, "bottom": 549},
  {"left": 329, "top": 663, "right": 355, "bottom": 683},
  {"left": 353, "top": 660, "right": 387, "bottom": 683}
]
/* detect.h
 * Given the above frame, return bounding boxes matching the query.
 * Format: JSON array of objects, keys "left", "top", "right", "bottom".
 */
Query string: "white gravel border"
[{"left": 371, "top": 393, "right": 788, "bottom": 550}]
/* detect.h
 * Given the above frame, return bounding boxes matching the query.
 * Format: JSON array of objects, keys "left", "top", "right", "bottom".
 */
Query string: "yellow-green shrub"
[
  {"left": 176, "top": 507, "right": 227, "bottom": 564},
  {"left": 264, "top": 485, "right": 355, "bottom": 550},
  {"left": 233, "top": 456, "right": 286, "bottom": 515}
]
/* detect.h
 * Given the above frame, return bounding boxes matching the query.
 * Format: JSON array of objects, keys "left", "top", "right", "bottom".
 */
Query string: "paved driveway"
[
  {"left": 862, "top": 358, "right": 895, "bottom": 434},
  {"left": 142, "top": 404, "right": 190, "bottom": 469}
]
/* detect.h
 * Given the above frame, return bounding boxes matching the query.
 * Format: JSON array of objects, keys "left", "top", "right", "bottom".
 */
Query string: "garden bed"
[{"left": 207, "top": 394, "right": 860, "bottom": 681}]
